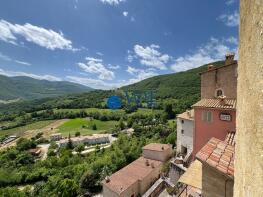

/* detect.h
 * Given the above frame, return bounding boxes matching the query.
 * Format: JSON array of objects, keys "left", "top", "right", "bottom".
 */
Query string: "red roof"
[
  {"left": 102, "top": 157, "right": 162, "bottom": 195},
  {"left": 196, "top": 138, "right": 234, "bottom": 178},
  {"left": 192, "top": 99, "right": 236, "bottom": 110}
]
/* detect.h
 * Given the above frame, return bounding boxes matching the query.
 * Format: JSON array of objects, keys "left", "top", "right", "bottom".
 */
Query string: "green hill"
[
  {"left": 0, "top": 61, "right": 224, "bottom": 115},
  {"left": 0, "top": 75, "right": 92, "bottom": 101},
  {"left": 122, "top": 61, "right": 224, "bottom": 99}
]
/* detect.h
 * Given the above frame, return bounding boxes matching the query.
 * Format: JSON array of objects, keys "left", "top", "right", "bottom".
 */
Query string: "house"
[
  {"left": 178, "top": 134, "right": 235, "bottom": 197},
  {"left": 58, "top": 134, "right": 110, "bottom": 147},
  {"left": 192, "top": 54, "right": 237, "bottom": 156},
  {"left": 176, "top": 109, "right": 194, "bottom": 159},
  {"left": 50, "top": 133, "right": 62, "bottom": 141},
  {"left": 102, "top": 143, "right": 173, "bottom": 197}
]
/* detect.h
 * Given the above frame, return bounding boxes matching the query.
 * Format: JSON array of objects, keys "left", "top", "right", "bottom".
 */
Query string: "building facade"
[
  {"left": 102, "top": 143, "right": 173, "bottom": 197},
  {"left": 176, "top": 110, "right": 194, "bottom": 156}
]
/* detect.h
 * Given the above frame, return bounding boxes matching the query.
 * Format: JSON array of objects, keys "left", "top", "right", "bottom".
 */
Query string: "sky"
[{"left": 0, "top": 0, "right": 239, "bottom": 89}]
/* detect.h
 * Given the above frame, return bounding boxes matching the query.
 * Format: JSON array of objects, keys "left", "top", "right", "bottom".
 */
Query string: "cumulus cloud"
[
  {"left": 123, "top": 11, "right": 128, "bottom": 17},
  {"left": 218, "top": 11, "right": 239, "bottom": 27},
  {"left": 126, "top": 66, "right": 157, "bottom": 83},
  {"left": 129, "top": 44, "right": 170, "bottom": 70},
  {"left": 77, "top": 57, "right": 115, "bottom": 80},
  {"left": 0, "top": 68, "right": 61, "bottom": 81},
  {"left": 170, "top": 37, "right": 238, "bottom": 72},
  {"left": 100, "top": 0, "right": 125, "bottom": 5},
  {"left": 108, "top": 64, "right": 120, "bottom": 70},
  {"left": 0, "top": 19, "right": 76, "bottom": 51}
]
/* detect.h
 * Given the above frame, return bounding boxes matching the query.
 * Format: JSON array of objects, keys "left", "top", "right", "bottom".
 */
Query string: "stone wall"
[
  {"left": 234, "top": 0, "right": 263, "bottom": 196},
  {"left": 201, "top": 63, "right": 237, "bottom": 99},
  {"left": 202, "top": 164, "right": 234, "bottom": 197},
  {"left": 143, "top": 147, "right": 173, "bottom": 162}
]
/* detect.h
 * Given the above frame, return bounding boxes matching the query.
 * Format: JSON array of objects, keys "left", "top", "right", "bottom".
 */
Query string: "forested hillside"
[{"left": 0, "top": 75, "right": 92, "bottom": 101}]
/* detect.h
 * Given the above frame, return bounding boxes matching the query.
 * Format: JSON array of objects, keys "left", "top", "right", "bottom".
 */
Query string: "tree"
[
  {"left": 92, "top": 124, "right": 97, "bottom": 130},
  {"left": 66, "top": 134, "right": 74, "bottom": 149},
  {"left": 75, "top": 143, "right": 85, "bottom": 154},
  {"left": 16, "top": 138, "right": 36, "bottom": 151},
  {"left": 164, "top": 103, "right": 175, "bottom": 119},
  {"left": 75, "top": 131, "right": 81, "bottom": 137},
  {"left": 119, "top": 118, "right": 125, "bottom": 130},
  {"left": 57, "top": 178, "right": 78, "bottom": 197}
]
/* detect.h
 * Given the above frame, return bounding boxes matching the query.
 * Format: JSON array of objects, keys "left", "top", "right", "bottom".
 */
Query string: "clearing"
[{"left": 58, "top": 118, "right": 118, "bottom": 136}]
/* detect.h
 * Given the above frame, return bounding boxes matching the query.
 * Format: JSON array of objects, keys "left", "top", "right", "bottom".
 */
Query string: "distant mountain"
[
  {"left": 122, "top": 61, "right": 225, "bottom": 99},
  {"left": 0, "top": 75, "right": 92, "bottom": 101}
]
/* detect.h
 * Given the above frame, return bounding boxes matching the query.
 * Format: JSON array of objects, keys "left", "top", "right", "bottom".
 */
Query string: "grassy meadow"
[{"left": 58, "top": 118, "right": 118, "bottom": 136}]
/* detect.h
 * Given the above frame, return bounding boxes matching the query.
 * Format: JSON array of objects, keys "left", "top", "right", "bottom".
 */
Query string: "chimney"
[
  {"left": 219, "top": 95, "right": 226, "bottom": 105},
  {"left": 145, "top": 159, "right": 150, "bottom": 166},
  {"left": 105, "top": 176, "right": 110, "bottom": 183},
  {"left": 225, "top": 53, "right": 235, "bottom": 65},
  {"left": 187, "top": 110, "right": 191, "bottom": 118},
  {"left": 207, "top": 64, "right": 214, "bottom": 71}
]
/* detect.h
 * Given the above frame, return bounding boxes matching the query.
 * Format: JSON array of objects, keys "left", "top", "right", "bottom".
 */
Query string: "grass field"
[
  {"left": 0, "top": 120, "right": 56, "bottom": 137},
  {"left": 58, "top": 118, "right": 118, "bottom": 136}
]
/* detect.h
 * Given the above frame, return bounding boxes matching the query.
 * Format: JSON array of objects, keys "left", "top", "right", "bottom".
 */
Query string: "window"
[
  {"left": 202, "top": 111, "right": 213, "bottom": 122},
  {"left": 181, "top": 129, "right": 184, "bottom": 134},
  {"left": 215, "top": 89, "right": 223, "bottom": 97},
  {"left": 181, "top": 119, "right": 184, "bottom": 124}
]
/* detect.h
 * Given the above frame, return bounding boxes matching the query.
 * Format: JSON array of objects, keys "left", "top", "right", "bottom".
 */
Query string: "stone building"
[
  {"left": 200, "top": 54, "right": 237, "bottom": 99},
  {"left": 102, "top": 143, "right": 173, "bottom": 197}
]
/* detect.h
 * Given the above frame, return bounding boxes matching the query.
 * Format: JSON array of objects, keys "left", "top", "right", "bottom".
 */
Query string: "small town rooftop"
[
  {"left": 143, "top": 143, "right": 171, "bottom": 152},
  {"left": 177, "top": 109, "right": 194, "bottom": 121},
  {"left": 192, "top": 98, "right": 236, "bottom": 110},
  {"left": 196, "top": 137, "right": 234, "bottom": 179},
  {"left": 102, "top": 156, "right": 162, "bottom": 195}
]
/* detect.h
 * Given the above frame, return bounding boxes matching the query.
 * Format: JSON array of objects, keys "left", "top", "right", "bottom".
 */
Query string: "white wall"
[{"left": 176, "top": 117, "right": 194, "bottom": 154}]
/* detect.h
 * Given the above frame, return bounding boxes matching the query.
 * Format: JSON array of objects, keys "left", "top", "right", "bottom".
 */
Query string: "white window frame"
[{"left": 202, "top": 111, "right": 213, "bottom": 123}]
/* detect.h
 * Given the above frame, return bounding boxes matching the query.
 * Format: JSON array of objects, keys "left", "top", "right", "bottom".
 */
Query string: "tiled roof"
[
  {"left": 143, "top": 143, "right": 171, "bottom": 152},
  {"left": 102, "top": 157, "right": 162, "bottom": 195},
  {"left": 177, "top": 109, "right": 194, "bottom": 121},
  {"left": 196, "top": 138, "right": 234, "bottom": 178},
  {"left": 192, "top": 99, "right": 236, "bottom": 110}
]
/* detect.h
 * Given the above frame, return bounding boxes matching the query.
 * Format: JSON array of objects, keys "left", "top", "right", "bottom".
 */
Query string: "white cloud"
[
  {"left": 108, "top": 64, "right": 120, "bottom": 70},
  {"left": 131, "top": 44, "right": 170, "bottom": 70},
  {"left": 170, "top": 37, "right": 238, "bottom": 72},
  {"left": 226, "top": 36, "right": 238, "bottom": 45},
  {"left": 96, "top": 52, "right": 104, "bottom": 56},
  {"left": 218, "top": 11, "right": 239, "bottom": 27},
  {"left": 100, "top": 0, "right": 125, "bottom": 5},
  {"left": 123, "top": 11, "right": 128, "bottom": 17},
  {"left": 66, "top": 76, "right": 119, "bottom": 90},
  {"left": 0, "top": 52, "right": 31, "bottom": 66},
  {"left": 126, "top": 66, "right": 157, "bottom": 83},
  {"left": 14, "top": 60, "right": 31, "bottom": 66},
  {"left": 0, "top": 19, "right": 76, "bottom": 51},
  {"left": 130, "top": 16, "right": 135, "bottom": 22},
  {"left": 77, "top": 57, "right": 115, "bottom": 80},
  {"left": 0, "top": 68, "right": 61, "bottom": 81},
  {"left": 226, "top": 0, "right": 235, "bottom": 5}
]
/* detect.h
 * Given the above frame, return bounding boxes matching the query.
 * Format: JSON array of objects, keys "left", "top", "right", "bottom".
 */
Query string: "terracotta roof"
[
  {"left": 177, "top": 109, "right": 194, "bottom": 121},
  {"left": 196, "top": 138, "right": 234, "bottom": 179},
  {"left": 103, "top": 157, "right": 162, "bottom": 195},
  {"left": 199, "top": 61, "right": 237, "bottom": 74},
  {"left": 143, "top": 143, "right": 171, "bottom": 152},
  {"left": 192, "top": 99, "right": 236, "bottom": 110}
]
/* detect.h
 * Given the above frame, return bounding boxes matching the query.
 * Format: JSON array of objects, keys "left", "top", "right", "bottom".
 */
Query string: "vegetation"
[
  {"left": 58, "top": 119, "right": 118, "bottom": 136},
  {"left": 0, "top": 74, "right": 92, "bottom": 101}
]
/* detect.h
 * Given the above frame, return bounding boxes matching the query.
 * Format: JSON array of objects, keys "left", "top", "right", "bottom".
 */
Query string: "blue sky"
[{"left": 0, "top": 0, "right": 239, "bottom": 89}]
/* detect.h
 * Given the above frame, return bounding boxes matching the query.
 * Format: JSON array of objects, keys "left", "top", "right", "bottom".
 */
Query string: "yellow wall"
[{"left": 235, "top": 0, "right": 263, "bottom": 196}]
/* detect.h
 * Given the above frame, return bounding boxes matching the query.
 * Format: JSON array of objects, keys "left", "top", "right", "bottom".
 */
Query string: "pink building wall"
[{"left": 193, "top": 108, "right": 236, "bottom": 156}]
